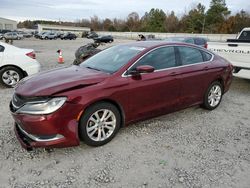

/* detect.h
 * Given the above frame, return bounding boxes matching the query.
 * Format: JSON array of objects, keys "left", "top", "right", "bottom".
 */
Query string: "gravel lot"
[{"left": 0, "top": 38, "right": 250, "bottom": 188}]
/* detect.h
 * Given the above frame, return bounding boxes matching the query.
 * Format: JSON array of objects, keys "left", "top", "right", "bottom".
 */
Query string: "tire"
[
  {"left": 0, "top": 66, "right": 24, "bottom": 88},
  {"left": 79, "top": 102, "right": 121, "bottom": 146},
  {"left": 45, "top": 37, "right": 48, "bottom": 40},
  {"left": 203, "top": 81, "right": 223, "bottom": 110}
]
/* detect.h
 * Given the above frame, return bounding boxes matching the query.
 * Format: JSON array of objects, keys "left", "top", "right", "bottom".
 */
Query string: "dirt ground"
[{"left": 0, "top": 38, "right": 249, "bottom": 188}]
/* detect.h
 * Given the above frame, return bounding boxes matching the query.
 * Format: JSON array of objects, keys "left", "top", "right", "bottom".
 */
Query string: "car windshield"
[{"left": 80, "top": 45, "right": 145, "bottom": 73}]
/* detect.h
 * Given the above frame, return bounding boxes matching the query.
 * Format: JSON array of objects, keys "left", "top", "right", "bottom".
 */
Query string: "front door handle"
[
  {"left": 203, "top": 66, "right": 209, "bottom": 71},
  {"left": 169, "top": 72, "right": 177, "bottom": 76}
]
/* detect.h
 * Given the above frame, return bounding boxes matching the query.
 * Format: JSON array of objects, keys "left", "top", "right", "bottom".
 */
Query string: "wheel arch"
[
  {"left": 214, "top": 77, "right": 225, "bottom": 93},
  {"left": 81, "top": 98, "right": 126, "bottom": 127},
  {"left": 0, "top": 64, "right": 27, "bottom": 77}
]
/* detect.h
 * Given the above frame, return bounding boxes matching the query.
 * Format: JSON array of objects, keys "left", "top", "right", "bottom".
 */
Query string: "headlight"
[{"left": 16, "top": 97, "right": 67, "bottom": 115}]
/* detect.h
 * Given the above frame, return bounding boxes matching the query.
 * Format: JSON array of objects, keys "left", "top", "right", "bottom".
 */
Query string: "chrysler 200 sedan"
[{"left": 9, "top": 41, "right": 233, "bottom": 150}]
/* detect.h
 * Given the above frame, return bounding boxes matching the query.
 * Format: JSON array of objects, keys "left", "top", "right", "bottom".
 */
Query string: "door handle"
[
  {"left": 203, "top": 66, "right": 209, "bottom": 71},
  {"left": 228, "top": 43, "right": 238, "bottom": 47},
  {"left": 169, "top": 72, "right": 177, "bottom": 76}
]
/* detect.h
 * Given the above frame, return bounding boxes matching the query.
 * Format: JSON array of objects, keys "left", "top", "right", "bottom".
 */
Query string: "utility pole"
[{"left": 202, "top": 14, "right": 206, "bottom": 34}]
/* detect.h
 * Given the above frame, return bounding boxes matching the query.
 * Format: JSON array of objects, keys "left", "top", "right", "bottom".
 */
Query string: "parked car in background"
[
  {"left": 9, "top": 41, "right": 233, "bottom": 150},
  {"left": 165, "top": 37, "right": 208, "bottom": 48},
  {"left": 0, "top": 29, "right": 11, "bottom": 34},
  {"left": 0, "top": 42, "right": 40, "bottom": 87},
  {"left": 3, "top": 32, "right": 23, "bottom": 40},
  {"left": 87, "top": 32, "right": 98, "bottom": 39},
  {"left": 56, "top": 32, "right": 64, "bottom": 38},
  {"left": 208, "top": 27, "right": 250, "bottom": 79},
  {"left": 40, "top": 32, "right": 57, "bottom": 40},
  {"left": 61, "top": 33, "right": 77, "bottom": 40},
  {"left": 94, "top": 35, "right": 114, "bottom": 43},
  {"left": 17, "top": 31, "right": 32, "bottom": 38},
  {"left": 34, "top": 32, "right": 46, "bottom": 39}
]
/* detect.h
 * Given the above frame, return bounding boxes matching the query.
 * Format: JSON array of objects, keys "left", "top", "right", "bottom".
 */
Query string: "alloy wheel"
[
  {"left": 208, "top": 85, "right": 222, "bottom": 107},
  {"left": 86, "top": 109, "right": 116, "bottom": 142},
  {"left": 2, "top": 70, "right": 20, "bottom": 86}
]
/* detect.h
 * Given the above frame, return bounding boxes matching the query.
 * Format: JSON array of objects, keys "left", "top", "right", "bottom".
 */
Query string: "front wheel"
[
  {"left": 79, "top": 102, "right": 121, "bottom": 146},
  {"left": 0, "top": 66, "right": 24, "bottom": 88},
  {"left": 203, "top": 81, "right": 223, "bottom": 110}
]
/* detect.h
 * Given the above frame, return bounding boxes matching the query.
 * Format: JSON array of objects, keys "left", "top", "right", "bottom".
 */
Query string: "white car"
[{"left": 0, "top": 42, "right": 41, "bottom": 87}]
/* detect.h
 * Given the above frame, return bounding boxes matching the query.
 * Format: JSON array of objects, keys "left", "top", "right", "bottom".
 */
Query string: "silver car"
[
  {"left": 40, "top": 32, "right": 57, "bottom": 40},
  {"left": 3, "top": 32, "right": 23, "bottom": 40}
]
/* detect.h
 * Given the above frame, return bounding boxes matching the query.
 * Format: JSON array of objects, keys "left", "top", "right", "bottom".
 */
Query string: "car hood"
[{"left": 15, "top": 65, "right": 109, "bottom": 97}]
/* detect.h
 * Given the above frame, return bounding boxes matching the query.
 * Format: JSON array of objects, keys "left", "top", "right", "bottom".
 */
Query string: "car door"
[
  {"left": 0, "top": 45, "right": 4, "bottom": 65},
  {"left": 176, "top": 46, "right": 213, "bottom": 107},
  {"left": 126, "top": 46, "right": 181, "bottom": 122}
]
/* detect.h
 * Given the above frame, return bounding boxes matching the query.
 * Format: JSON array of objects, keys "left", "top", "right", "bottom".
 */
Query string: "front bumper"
[
  {"left": 10, "top": 102, "right": 82, "bottom": 150},
  {"left": 15, "top": 123, "right": 67, "bottom": 150}
]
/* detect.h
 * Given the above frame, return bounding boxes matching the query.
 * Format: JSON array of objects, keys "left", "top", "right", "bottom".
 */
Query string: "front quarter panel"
[{"left": 57, "top": 76, "right": 131, "bottom": 124}]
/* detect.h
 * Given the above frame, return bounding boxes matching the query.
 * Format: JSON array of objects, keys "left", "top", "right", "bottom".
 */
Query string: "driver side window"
[
  {"left": 0, "top": 45, "right": 4, "bottom": 52},
  {"left": 130, "top": 47, "right": 176, "bottom": 71}
]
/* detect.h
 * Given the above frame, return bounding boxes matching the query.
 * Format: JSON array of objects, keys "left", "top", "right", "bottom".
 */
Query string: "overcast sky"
[{"left": 0, "top": 0, "right": 249, "bottom": 22}]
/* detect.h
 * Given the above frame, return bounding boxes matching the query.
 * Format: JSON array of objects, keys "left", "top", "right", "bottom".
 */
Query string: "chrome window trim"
[{"left": 121, "top": 45, "right": 214, "bottom": 77}]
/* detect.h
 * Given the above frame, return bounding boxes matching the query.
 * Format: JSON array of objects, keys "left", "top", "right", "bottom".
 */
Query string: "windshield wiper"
[{"left": 86, "top": 66, "right": 101, "bottom": 71}]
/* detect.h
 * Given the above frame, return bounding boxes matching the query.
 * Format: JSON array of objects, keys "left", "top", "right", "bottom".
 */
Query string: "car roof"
[
  {"left": 166, "top": 36, "right": 207, "bottom": 40},
  {"left": 121, "top": 41, "right": 200, "bottom": 49}
]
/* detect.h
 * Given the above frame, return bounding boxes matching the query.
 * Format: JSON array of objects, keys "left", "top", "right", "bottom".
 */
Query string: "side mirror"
[
  {"left": 129, "top": 65, "right": 155, "bottom": 76},
  {"left": 136, "top": 65, "right": 155, "bottom": 73}
]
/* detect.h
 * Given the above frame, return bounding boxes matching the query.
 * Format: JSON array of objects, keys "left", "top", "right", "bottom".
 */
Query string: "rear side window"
[
  {"left": 177, "top": 46, "right": 203, "bottom": 65},
  {"left": 201, "top": 51, "right": 212, "bottom": 61},
  {"left": 0, "top": 45, "right": 4, "bottom": 52},
  {"left": 132, "top": 47, "right": 176, "bottom": 70},
  {"left": 239, "top": 31, "right": 250, "bottom": 40}
]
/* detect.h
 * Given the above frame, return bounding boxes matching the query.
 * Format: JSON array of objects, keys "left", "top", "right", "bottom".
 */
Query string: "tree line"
[{"left": 18, "top": 0, "right": 250, "bottom": 34}]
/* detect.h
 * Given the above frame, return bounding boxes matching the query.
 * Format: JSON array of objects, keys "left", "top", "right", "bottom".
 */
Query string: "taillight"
[
  {"left": 204, "top": 43, "right": 208, "bottom": 49},
  {"left": 26, "top": 51, "right": 36, "bottom": 59}
]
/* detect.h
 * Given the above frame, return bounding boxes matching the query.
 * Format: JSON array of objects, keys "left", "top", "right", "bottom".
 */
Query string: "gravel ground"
[{"left": 0, "top": 38, "right": 250, "bottom": 188}]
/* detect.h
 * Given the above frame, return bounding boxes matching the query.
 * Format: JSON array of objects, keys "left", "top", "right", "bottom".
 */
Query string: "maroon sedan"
[{"left": 9, "top": 41, "right": 233, "bottom": 150}]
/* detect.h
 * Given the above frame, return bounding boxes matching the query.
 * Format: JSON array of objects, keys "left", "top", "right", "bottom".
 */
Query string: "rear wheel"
[
  {"left": 0, "top": 66, "right": 24, "bottom": 88},
  {"left": 203, "top": 81, "right": 223, "bottom": 110},
  {"left": 79, "top": 102, "right": 121, "bottom": 146}
]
